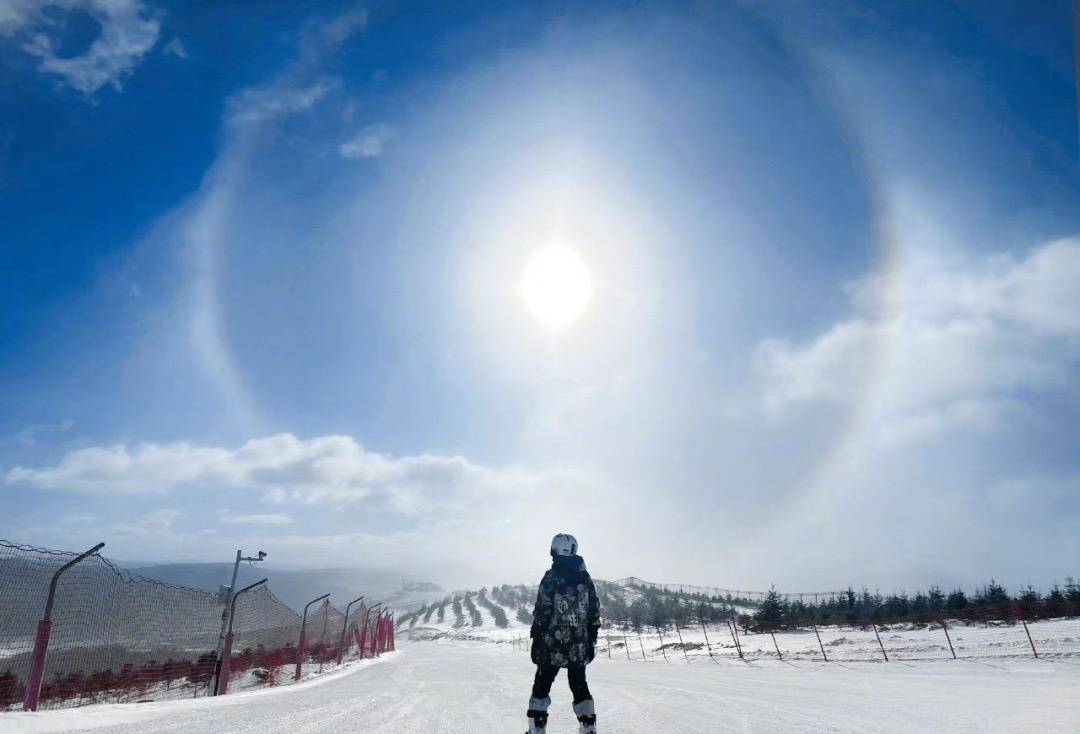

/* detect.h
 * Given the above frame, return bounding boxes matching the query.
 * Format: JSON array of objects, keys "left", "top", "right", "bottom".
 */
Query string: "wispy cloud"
[
  {"left": 114, "top": 508, "right": 180, "bottom": 536},
  {"left": 756, "top": 239, "right": 1080, "bottom": 445},
  {"left": 3, "top": 0, "right": 161, "bottom": 94},
  {"left": 163, "top": 37, "right": 187, "bottom": 59},
  {"left": 339, "top": 123, "right": 396, "bottom": 159},
  {"left": 226, "top": 79, "right": 338, "bottom": 128},
  {"left": 220, "top": 513, "right": 294, "bottom": 526}
]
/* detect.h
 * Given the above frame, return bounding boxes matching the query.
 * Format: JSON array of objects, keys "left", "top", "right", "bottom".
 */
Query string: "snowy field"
[
  {"left": 5, "top": 639, "right": 1078, "bottom": 733},
  {"left": 407, "top": 614, "right": 1080, "bottom": 663}
]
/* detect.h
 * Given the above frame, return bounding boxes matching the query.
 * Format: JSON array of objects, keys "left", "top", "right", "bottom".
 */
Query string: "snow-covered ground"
[{"left": 6, "top": 639, "right": 1078, "bottom": 733}]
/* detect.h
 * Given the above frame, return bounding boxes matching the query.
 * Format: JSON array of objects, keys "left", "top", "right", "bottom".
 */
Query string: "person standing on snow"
[{"left": 526, "top": 533, "right": 600, "bottom": 734}]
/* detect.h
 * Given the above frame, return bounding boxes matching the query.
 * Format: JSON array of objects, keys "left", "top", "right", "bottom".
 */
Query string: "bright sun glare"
[{"left": 520, "top": 244, "right": 593, "bottom": 330}]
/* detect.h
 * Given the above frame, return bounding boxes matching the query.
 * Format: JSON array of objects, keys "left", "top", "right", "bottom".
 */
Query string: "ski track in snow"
[{"left": 5, "top": 641, "right": 1079, "bottom": 733}]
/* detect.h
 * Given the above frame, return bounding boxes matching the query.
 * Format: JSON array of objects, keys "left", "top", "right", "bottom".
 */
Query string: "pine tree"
[
  {"left": 975, "top": 580, "right": 1010, "bottom": 606},
  {"left": 754, "top": 586, "right": 785, "bottom": 630},
  {"left": 945, "top": 589, "right": 968, "bottom": 611},
  {"left": 927, "top": 585, "right": 945, "bottom": 612}
]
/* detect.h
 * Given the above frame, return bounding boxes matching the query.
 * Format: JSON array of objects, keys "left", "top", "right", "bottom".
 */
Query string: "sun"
[{"left": 520, "top": 244, "right": 593, "bottom": 330}]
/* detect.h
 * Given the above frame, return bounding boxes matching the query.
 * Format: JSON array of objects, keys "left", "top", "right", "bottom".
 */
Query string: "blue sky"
[{"left": 1, "top": 0, "right": 1078, "bottom": 591}]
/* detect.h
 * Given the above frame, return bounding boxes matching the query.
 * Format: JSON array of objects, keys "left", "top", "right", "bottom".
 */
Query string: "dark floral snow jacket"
[{"left": 530, "top": 555, "right": 601, "bottom": 668}]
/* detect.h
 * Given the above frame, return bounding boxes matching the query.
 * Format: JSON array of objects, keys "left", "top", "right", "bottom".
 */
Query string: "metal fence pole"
[
  {"left": 637, "top": 632, "right": 646, "bottom": 660},
  {"left": 813, "top": 623, "right": 828, "bottom": 661},
  {"left": 23, "top": 541, "right": 105, "bottom": 711},
  {"left": 295, "top": 593, "right": 329, "bottom": 680},
  {"left": 700, "top": 621, "right": 714, "bottom": 659},
  {"left": 318, "top": 600, "right": 330, "bottom": 672},
  {"left": 673, "top": 621, "right": 690, "bottom": 662},
  {"left": 623, "top": 633, "right": 631, "bottom": 659},
  {"left": 363, "top": 603, "right": 381, "bottom": 658},
  {"left": 217, "top": 578, "right": 267, "bottom": 696},
  {"left": 873, "top": 623, "right": 889, "bottom": 662},
  {"left": 1016, "top": 603, "right": 1039, "bottom": 658},
  {"left": 656, "top": 625, "right": 669, "bottom": 661},
  {"left": 939, "top": 615, "right": 957, "bottom": 659},
  {"left": 727, "top": 620, "right": 743, "bottom": 660},
  {"left": 338, "top": 596, "right": 364, "bottom": 664},
  {"left": 770, "top": 627, "right": 783, "bottom": 660}
]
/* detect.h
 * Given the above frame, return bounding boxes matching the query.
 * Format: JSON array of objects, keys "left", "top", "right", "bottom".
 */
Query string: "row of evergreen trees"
[
  {"left": 597, "top": 583, "right": 738, "bottom": 632},
  {"left": 399, "top": 585, "right": 533, "bottom": 630},
  {"left": 749, "top": 578, "right": 1080, "bottom": 630}
]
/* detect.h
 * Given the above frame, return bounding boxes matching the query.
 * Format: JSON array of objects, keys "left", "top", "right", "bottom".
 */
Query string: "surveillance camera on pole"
[{"left": 212, "top": 548, "right": 268, "bottom": 695}]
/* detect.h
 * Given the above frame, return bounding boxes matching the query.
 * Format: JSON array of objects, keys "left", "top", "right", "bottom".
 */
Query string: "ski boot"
[
  {"left": 526, "top": 696, "right": 550, "bottom": 733},
  {"left": 574, "top": 698, "right": 597, "bottom": 734}
]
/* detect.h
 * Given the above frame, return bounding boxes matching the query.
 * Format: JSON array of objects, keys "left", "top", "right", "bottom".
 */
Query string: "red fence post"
[
  {"left": 939, "top": 615, "right": 957, "bottom": 659},
  {"left": 873, "top": 623, "right": 889, "bottom": 662},
  {"left": 216, "top": 632, "right": 234, "bottom": 695},
  {"left": 23, "top": 541, "right": 104, "bottom": 711},
  {"left": 22, "top": 620, "right": 52, "bottom": 711},
  {"left": 363, "top": 604, "right": 381, "bottom": 659},
  {"left": 338, "top": 596, "right": 364, "bottom": 665},
  {"left": 295, "top": 593, "right": 330, "bottom": 680},
  {"left": 294, "top": 630, "right": 308, "bottom": 680}
]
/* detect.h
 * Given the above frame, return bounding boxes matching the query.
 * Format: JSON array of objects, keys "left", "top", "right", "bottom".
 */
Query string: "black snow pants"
[{"left": 531, "top": 664, "right": 591, "bottom": 705}]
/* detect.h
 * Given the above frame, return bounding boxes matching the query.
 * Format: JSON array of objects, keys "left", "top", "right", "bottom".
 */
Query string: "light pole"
[
  {"left": 213, "top": 549, "right": 267, "bottom": 695},
  {"left": 338, "top": 596, "right": 364, "bottom": 664},
  {"left": 295, "top": 593, "right": 330, "bottom": 680},
  {"left": 216, "top": 578, "right": 267, "bottom": 696}
]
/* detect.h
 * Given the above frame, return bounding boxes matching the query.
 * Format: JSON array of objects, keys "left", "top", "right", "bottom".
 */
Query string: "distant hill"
[
  {"left": 128, "top": 562, "right": 409, "bottom": 611},
  {"left": 394, "top": 578, "right": 759, "bottom": 645}
]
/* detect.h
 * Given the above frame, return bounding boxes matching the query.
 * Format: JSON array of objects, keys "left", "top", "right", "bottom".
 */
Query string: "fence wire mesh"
[
  {"left": 0, "top": 540, "right": 390, "bottom": 711},
  {"left": 580, "top": 609, "right": 1080, "bottom": 665}
]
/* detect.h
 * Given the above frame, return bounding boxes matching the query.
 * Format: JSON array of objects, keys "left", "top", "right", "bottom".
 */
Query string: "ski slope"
[{"left": 7, "top": 640, "right": 1078, "bottom": 733}]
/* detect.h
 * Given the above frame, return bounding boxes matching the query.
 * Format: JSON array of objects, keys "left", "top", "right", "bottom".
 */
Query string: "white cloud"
[
  {"left": 756, "top": 239, "right": 1080, "bottom": 442},
  {"left": 226, "top": 79, "right": 338, "bottom": 127},
  {"left": 338, "top": 123, "right": 396, "bottom": 159},
  {"left": 162, "top": 36, "right": 186, "bottom": 59},
  {"left": 220, "top": 513, "right": 294, "bottom": 526},
  {"left": 114, "top": 508, "right": 180, "bottom": 536},
  {"left": 0, "top": 0, "right": 41, "bottom": 35},
  {"left": 5, "top": 433, "right": 573, "bottom": 516},
  {"left": 4, "top": 0, "right": 161, "bottom": 94}
]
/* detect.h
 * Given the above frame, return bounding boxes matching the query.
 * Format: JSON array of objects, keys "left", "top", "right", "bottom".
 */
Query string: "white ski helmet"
[{"left": 550, "top": 533, "right": 579, "bottom": 557}]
